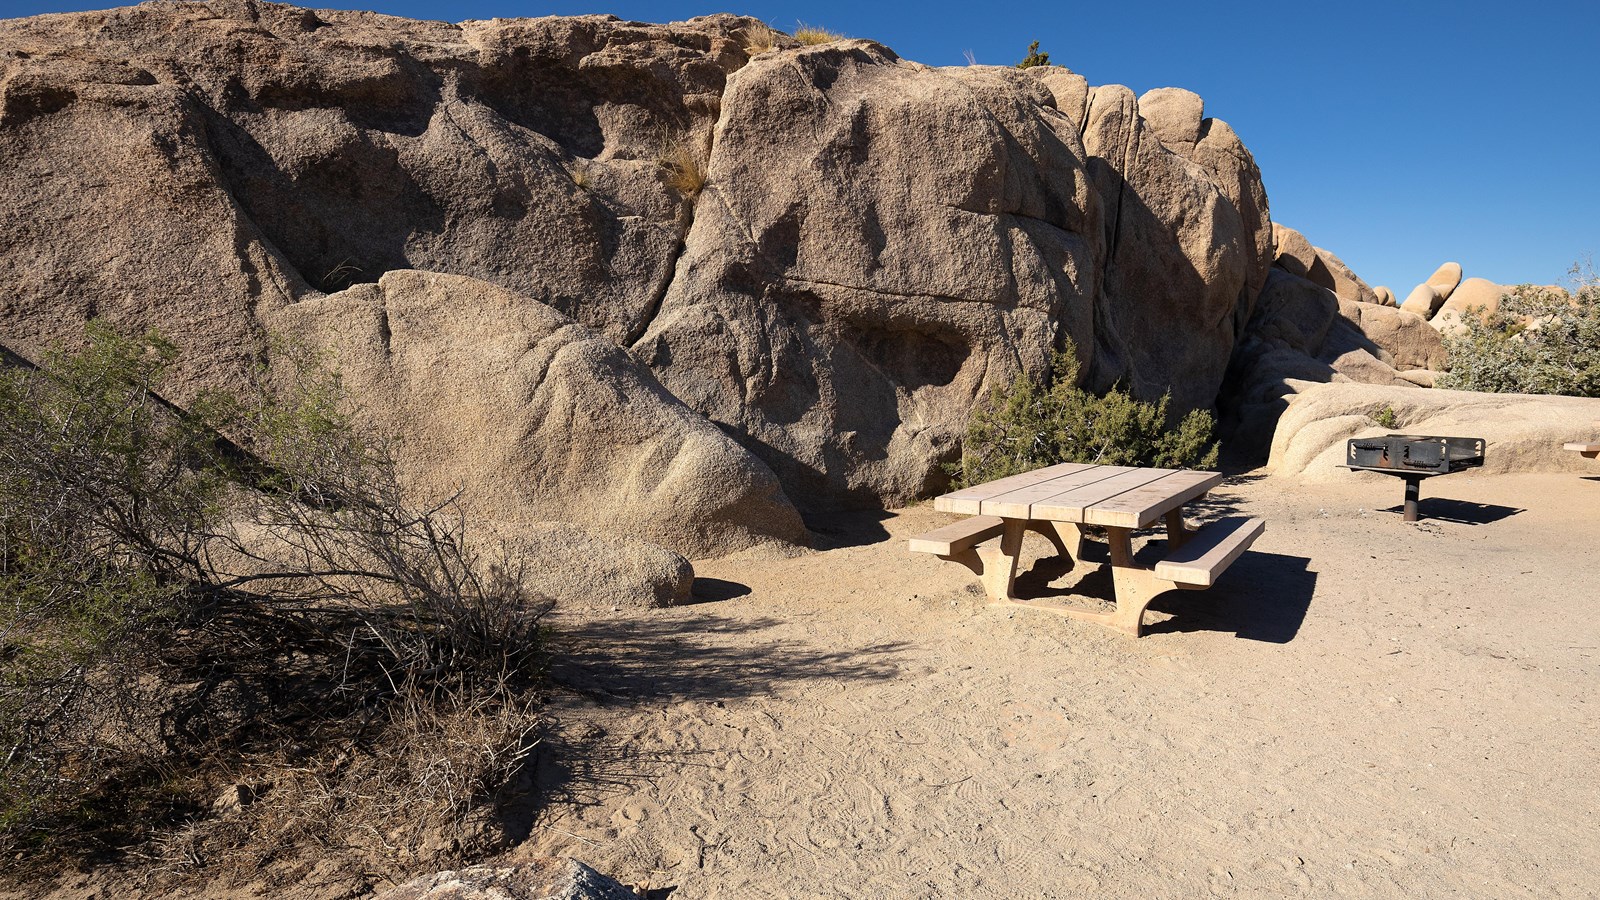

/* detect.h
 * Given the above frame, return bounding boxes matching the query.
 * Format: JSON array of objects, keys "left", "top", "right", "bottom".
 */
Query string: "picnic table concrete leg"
[
  {"left": 1164, "top": 509, "right": 1196, "bottom": 549},
  {"left": 972, "top": 518, "right": 1026, "bottom": 603},
  {"left": 1105, "top": 525, "right": 1176, "bottom": 637}
]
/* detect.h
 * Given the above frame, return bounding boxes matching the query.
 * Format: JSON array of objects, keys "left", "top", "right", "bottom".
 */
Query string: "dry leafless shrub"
[{"left": 0, "top": 326, "right": 551, "bottom": 877}]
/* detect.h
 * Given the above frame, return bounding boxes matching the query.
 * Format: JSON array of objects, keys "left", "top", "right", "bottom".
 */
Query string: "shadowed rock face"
[{"left": 0, "top": 0, "right": 1273, "bottom": 527}]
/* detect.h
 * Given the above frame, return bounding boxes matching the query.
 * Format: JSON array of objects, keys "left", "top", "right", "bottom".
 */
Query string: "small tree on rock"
[{"left": 1017, "top": 40, "right": 1050, "bottom": 68}]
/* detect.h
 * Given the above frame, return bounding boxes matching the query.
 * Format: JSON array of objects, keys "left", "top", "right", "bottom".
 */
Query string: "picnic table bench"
[
  {"left": 1565, "top": 422, "right": 1600, "bottom": 459},
  {"left": 910, "top": 463, "right": 1264, "bottom": 637}
]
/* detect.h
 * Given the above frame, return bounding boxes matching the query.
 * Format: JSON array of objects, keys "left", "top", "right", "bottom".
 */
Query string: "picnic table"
[{"left": 910, "top": 463, "right": 1264, "bottom": 637}]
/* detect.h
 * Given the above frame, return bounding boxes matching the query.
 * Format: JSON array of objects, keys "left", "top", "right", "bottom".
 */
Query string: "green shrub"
[
  {"left": 1017, "top": 40, "right": 1050, "bottom": 68},
  {"left": 0, "top": 325, "right": 549, "bottom": 870},
  {"left": 1438, "top": 264, "right": 1600, "bottom": 397},
  {"left": 949, "top": 340, "right": 1219, "bottom": 488},
  {"left": 1373, "top": 405, "right": 1399, "bottom": 429}
]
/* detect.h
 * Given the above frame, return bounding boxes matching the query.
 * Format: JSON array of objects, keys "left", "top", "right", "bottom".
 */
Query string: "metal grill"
[{"left": 1344, "top": 434, "right": 1486, "bottom": 521}]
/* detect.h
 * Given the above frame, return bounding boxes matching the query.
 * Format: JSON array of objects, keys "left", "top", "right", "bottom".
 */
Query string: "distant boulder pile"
[{"left": 1392, "top": 263, "right": 1523, "bottom": 338}]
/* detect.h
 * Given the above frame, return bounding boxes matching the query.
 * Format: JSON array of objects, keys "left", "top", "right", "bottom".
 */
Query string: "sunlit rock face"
[{"left": 0, "top": 1, "right": 1273, "bottom": 526}]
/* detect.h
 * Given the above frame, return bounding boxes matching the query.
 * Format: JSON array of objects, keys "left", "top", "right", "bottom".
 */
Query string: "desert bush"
[
  {"left": 0, "top": 325, "right": 550, "bottom": 871},
  {"left": 1436, "top": 264, "right": 1600, "bottom": 397},
  {"left": 792, "top": 22, "right": 843, "bottom": 45},
  {"left": 949, "top": 340, "right": 1219, "bottom": 488},
  {"left": 1372, "top": 405, "right": 1399, "bottom": 429},
  {"left": 1017, "top": 40, "right": 1050, "bottom": 68}
]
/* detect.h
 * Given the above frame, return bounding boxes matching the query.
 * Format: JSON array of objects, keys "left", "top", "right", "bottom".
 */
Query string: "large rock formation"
[
  {"left": 0, "top": 2, "right": 1274, "bottom": 531},
  {"left": 635, "top": 52, "right": 1271, "bottom": 508},
  {"left": 1393, "top": 262, "right": 1520, "bottom": 338},
  {"left": 634, "top": 45, "right": 1102, "bottom": 507},
  {"left": 266, "top": 270, "right": 806, "bottom": 558},
  {"left": 0, "top": 3, "right": 758, "bottom": 389},
  {"left": 1431, "top": 276, "right": 1506, "bottom": 336},
  {"left": 1269, "top": 223, "right": 1377, "bottom": 306}
]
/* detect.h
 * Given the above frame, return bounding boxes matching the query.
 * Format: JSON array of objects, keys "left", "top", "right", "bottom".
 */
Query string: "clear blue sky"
[{"left": 6, "top": 0, "right": 1597, "bottom": 292}]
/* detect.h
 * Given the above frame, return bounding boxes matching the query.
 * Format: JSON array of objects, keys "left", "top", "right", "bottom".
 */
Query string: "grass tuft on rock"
[
  {"left": 657, "top": 130, "right": 710, "bottom": 197},
  {"left": 792, "top": 22, "right": 844, "bottom": 45},
  {"left": 737, "top": 21, "right": 779, "bottom": 55}
]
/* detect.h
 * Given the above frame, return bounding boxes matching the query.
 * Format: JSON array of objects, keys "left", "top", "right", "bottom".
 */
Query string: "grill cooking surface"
[{"left": 1345, "top": 435, "right": 1486, "bottom": 477}]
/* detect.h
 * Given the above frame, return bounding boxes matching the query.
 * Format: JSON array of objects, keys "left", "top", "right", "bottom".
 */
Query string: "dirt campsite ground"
[
  {"left": 515, "top": 470, "right": 1600, "bottom": 899},
  {"left": 12, "top": 470, "right": 1599, "bottom": 899}
]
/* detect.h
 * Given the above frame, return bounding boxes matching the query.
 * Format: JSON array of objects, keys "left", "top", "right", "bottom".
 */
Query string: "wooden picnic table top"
[{"left": 934, "top": 462, "right": 1224, "bottom": 530}]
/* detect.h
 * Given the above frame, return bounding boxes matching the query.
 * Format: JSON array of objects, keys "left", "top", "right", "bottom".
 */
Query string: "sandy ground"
[{"left": 512, "top": 470, "right": 1600, "bottom": 898}]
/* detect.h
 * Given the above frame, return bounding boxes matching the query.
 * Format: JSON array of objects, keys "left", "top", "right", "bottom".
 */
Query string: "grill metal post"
[{"left": 1403, "top": 475, "right": 1421, "bottom": 522}]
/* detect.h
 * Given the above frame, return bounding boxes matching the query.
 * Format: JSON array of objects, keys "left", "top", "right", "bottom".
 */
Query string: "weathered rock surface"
[
  {"left": 1336, "top": 300, "right": 1449, "bottom": 371},
  {"left": 1084, "top": 83, "right": 1269, "bottom": 397},
  {"left": 636, "top": 45, "right": 1269, "bottom": 509},
  {"left": 1373, "top": 286, "right": 1397, "bottom": 306},
  {"left": 266, "top": 270, "right": 807, "bottom": 558},
  {"left": 1268, "top": 224, "right": 1376, "bottom": 305},
  {"left": 489, "top": 521, "right": 695, "bottom": 609},
  {"left": 373, "top": 859, "right": 635, "bottom": 900},
  {"left": 637, "top": 45, "right": 1099, "bottom": 508},
  {"left": 0, "top": 6, "right": 768, "bottom": 385},
  {"left": 1221, "top": 269, "right": 1416, "bottom": 460},
  {"left": 1271, "top": 222, "right": 1322, "bottom": 281},
  {"left": 1268, "top": 382, "right": 1600, "bottom": 481},
  {"left": 1137, "top": 87, "right": 1206, "bottom": 153},
  {"left": 0, "top": 2, "right": 1272, "bottom": 519},
  {"left": 1313, "top": 245, "right": 1380, "bottom": 306},
  {"left": 1154, "top": 98, "right": 1274, "bottom": 329},
  {"left": 1400, "top": 283, "right": 1444, "bottom": 318},
  {"left": 1431, "top": 276, "right": 1506, "bottom": 336},
  {"left": 1425, "top": 261, "right": 1464, "bottom": 301}
]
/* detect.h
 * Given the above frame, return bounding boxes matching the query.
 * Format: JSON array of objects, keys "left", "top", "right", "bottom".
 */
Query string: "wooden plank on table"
[
  {"left": 1021, "top": 467, "right": 1176, "bottom": 522},
  {"left": 934, "top": 462, "right": 1094, "bottom": 515},
  {"left": 1082, "top": 469, "right": 1225, "bottom": 529},
  {"left": 981, "top": 465, "right": 1136, "bottom": 519}
]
